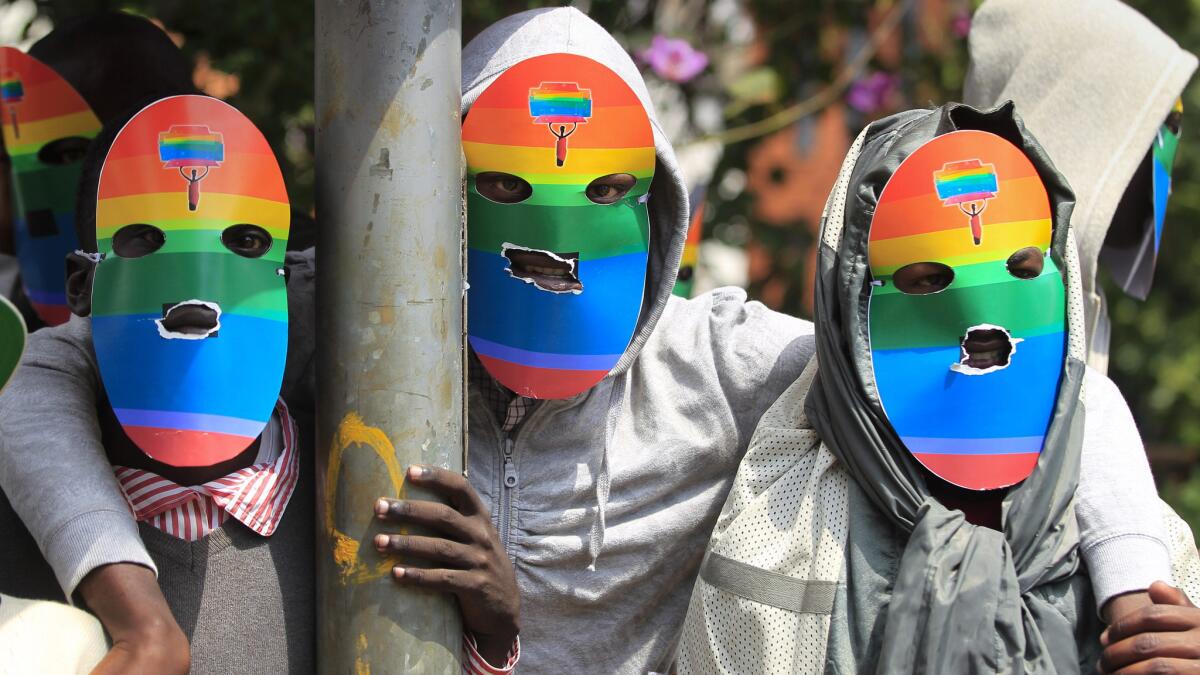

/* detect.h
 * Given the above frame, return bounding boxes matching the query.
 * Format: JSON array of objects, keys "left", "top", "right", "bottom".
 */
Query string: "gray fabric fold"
[{"left": 804, "top": 102, "right": 1094, "bottom": 673}]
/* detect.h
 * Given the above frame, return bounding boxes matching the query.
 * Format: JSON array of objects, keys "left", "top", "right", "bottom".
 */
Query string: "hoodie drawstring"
[{"left": 587, "top": 376, "right": 625, "bottom": 570}]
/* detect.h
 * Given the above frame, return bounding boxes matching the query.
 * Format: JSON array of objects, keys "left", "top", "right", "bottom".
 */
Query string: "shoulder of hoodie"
[
  {"left": 640, "top": 286, "right": 816, "bottom": 377},
  {"left": 1081, "top": 364, "right": 1136, "bottom": 428}
]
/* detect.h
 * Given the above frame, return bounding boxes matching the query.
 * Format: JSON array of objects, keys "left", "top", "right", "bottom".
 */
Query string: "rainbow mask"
[
  {"left": 91, "top": 96, "right": 289, "bottom": 467},
  {"left": 462, "top": 53, "right": 655, "bottom": 399},
  {"left": 867, "top": 130, "right": 1066, "bottom": 490},
  {"left": 1106, "top": 98, "right": 1183, "bottom": 299},
  {"left": 0, "top": 47, "right": 102, "bottom": 325}
]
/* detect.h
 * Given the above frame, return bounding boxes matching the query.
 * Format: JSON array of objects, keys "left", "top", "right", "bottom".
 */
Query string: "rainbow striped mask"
[
  {"left": 0, "top": 47, "right": 101, "bottom": 325},
  {"left": 92, "top": 96, "right": 290, "bottom": 467},
  {"left": 462, "top": 53, "right": 655, "bottom": 399},
  {"left": 867, "top": 130, "right": 1066, "bottom": 490}
]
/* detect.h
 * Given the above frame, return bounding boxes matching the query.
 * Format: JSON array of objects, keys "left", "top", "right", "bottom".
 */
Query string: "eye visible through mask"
[
  {"left": 37, "top": 136, "right": 91, "bottom": 165},
  {"left": 221, "top": 223, "right": 273, "bottom": 258},
  {"left": 585, "top": 173, "right": 636, "bottom": 204},
  {"left": 112, "top": 223, "right": 166, "bottom": 258},
  {"left": 892, "top": 261, "right": 955, "bottom": 295},
  {"left": 476, "top": 171, "right": 533, "bottom": 204}
]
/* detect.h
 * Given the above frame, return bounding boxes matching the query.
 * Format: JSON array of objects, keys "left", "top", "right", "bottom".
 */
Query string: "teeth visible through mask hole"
[
  {"left": 950, "top": 324, "right": 1023, "bottom": 375},
  {"left": 501, "top": 243, "right": 583, "bottom": 294},
  {"left": 156, "top": 300, "right": 222, "bottom": 340}
]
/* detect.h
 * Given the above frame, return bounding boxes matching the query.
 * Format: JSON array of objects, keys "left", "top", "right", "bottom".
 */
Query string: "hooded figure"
[
  {"left": 678, "top": 103, "right": 1188, "bottom": 673},
  {"left": 0, "top": 8, "right": 816, "bottom": 672},
  {"left": 963, "top": 0, "right": 1198, "bottom": 372}
]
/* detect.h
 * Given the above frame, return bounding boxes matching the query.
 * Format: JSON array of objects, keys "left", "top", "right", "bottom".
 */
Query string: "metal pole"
[{"left": 315, "top": 1, "right": 464, "bottom": 672}]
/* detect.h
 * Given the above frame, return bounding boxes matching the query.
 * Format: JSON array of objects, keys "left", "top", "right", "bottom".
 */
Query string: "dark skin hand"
[
  {"left": 77, "top": 562, "right": 189, "bottom": 675},
  {"left": 1100, "top": 581, "right": 1200, "bottom": 673},
  {"left": 375, "top": 465, "right": 520, "bottom": 665}
]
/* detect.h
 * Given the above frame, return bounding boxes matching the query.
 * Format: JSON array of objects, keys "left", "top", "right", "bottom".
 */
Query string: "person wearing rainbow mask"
[
  {"left": 0, "top": 13, "right": 195, "bottom": 330},
  {"left": 964, "top": 0, "right": 1198, "bottom": 374},
  {"left": 0, "top": 8, "right": 1191, "bottom": 674},
  {"left": 679, "top": 102, "right": 1200, "bottom": 674}
]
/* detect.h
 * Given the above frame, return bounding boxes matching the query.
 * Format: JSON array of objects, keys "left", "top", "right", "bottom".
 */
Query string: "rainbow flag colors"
[
  {"left": 0, "top": 294, "right": 25, "bottom": 394},
  {"left": 462, "top": 53, "right": 655, "bottom": 399},
  {"left": 91, "top": 95, "right": 290, "bottom": 467},
  {"left": 867, "top": 129, "right": 1066, "bottom": 490},
  {"left": 673, "top": 185, "right": 706, "bottom": 298},
  {"left": 159, "top": 125, "right": 225, "bottom": 167},
  {"left": 529, "top": 82, "right": 593, "bottom": 123},
  {"left": 0, "top": 47, "right": 101, "bottom": 326},
  {"left": 1, "top": 75, "right": 23, "bottom": 103},
  {"left": 933, "top": 159, "right": 998, "bottom": 205}
]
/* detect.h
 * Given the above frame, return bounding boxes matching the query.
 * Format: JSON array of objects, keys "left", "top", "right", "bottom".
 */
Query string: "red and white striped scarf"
[{"left": 114, "top": 399, "right": 299, "bottom": 542}]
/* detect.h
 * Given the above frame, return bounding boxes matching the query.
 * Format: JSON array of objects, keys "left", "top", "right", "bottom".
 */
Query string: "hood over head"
[
  {"left": 462, "top": 7, "right": 689, "bottom": 385},
  {"left": 806, "top": 101, "right": 1091, "bottom": 672},
  {"left": 963, "top": 0, "right": 1196, "bottom": 368}
]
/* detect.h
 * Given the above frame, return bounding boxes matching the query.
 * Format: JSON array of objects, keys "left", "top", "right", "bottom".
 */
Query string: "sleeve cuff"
[
  {"left": 1083, "top": 532, "right": 1173, "bottom": 614},
  {"left": 42, "top": 509, "right": 157, "bottom": 601},
  {"left": 462, "top": 632, "right": 520, "bottom": 674}
]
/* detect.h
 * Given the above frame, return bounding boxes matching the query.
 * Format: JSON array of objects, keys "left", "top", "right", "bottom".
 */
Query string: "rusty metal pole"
[{"left": 315, "top": 1, "right": 464, "bottom": 672}]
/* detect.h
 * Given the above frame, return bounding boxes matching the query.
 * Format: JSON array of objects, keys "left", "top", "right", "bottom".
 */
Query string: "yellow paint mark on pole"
[{"left": 325, "top": 411, "right": 408, "bottom": 584}]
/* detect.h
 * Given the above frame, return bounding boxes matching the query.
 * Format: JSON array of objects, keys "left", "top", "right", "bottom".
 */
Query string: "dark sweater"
[
  {"left": 139, "top": 418, "right": 315, "bottom": 674},
  {"left": 0, "top": 413, "right": 315, "bottom": 674}
]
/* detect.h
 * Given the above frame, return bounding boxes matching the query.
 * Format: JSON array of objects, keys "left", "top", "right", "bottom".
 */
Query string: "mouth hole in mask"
[
  {"left": 501, "top": 243, "right": 582, "bottom": 294},
  {"left": 951, "top": 324, "right": 1023, "bottom": 375},
  {"left": 157, "top": 300, "right": 221, "bottom": 340}
]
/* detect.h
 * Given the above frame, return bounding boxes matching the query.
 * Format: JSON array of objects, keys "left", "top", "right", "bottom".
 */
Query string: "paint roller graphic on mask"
[
  {"left": 529, "top": 82, "right": 592, "bottom": 166},
  {"left": 934, "top": 159, "right": 999, "bottom": 245},
  {"left": 1, "top": 73, "right": 23, "bottom": 138},
  {"left": 159, "top": 125, "right": 224, "bottom": 211}
]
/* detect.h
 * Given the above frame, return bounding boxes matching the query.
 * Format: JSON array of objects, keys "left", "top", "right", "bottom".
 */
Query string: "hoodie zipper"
[
  {"left": 499, "top": 436, "right": 516, "bottom": 551},
  {"left": 494, "top": 399, "right": 555, "bottom": 553}
]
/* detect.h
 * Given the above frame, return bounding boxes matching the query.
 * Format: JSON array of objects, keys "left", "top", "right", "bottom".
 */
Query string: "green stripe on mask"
[
  {"left": 869, "top": 263, "right": 1065, "bottom": 351},
  {"left": 467, "top": 191, "right": 649, "bottom": 260},
  {"left": 99, "top": 230, "right": 288, "bottom": 262},
  {"left": 91, "top": 251, "right": 287, "bottom": 321}
]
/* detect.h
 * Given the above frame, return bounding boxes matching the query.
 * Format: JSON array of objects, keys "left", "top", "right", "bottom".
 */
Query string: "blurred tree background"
[{"left": 5, "top": 0, "right": 1200, "bottom": 526}]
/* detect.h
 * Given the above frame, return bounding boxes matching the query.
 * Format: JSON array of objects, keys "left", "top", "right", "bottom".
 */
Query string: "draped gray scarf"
[{"left": 805, "top": 102, "right": 1093, "bottom": 673}]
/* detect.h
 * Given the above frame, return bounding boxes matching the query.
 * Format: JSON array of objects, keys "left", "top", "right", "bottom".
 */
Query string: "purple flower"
[
  {"left": 846, "top": 71, "right": 900, "bottom": 115},
  {"left": 640, "top": 35, "right": 709, "bottom": 84},
  {"left": 952, "top": 8, "right": 972, "bottom": 39}
]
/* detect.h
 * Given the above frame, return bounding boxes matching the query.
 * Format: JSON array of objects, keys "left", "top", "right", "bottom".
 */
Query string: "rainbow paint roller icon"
[
  {"left": 933, "top": 159, "right": 999, "bottom": 245},
  {"left": 159, "top": 125, "right": 224, "bottom": 211},
  {"left": 529, "top": 82, "right": 592, "bottom": 167},
  {"left": 1, "top": 74, "right": 23, "bottom": 138}
]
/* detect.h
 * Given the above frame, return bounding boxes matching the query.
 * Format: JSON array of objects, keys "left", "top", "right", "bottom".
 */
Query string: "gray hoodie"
[
  {"left": 0, "top": 8, "right": 817, "bottom": 673},
  {"left": 963, "top": 0, "right": 1197, "bottom": 372}
]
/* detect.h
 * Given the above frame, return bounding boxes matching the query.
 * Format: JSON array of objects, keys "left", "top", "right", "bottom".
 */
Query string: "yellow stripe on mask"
[
  {"left": 3, "top": 111, "right": 101, "bottom": 155},
  {"left": 869, "top": 217, "right": 1052, "bottom": 274},
  {"left": 463, "top": 141, "right": 656, "bottom": 180},
  {"left": 97, "top": 192, "right": 290, "bottom": 238}
]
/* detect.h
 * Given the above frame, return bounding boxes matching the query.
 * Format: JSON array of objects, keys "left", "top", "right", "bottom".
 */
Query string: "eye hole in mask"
[
  {"left": 476, "top": 171, "right": 533, "bottom": 204},
  {"left": 1005, "top": 246, "right": 1044, "bottom": 279},
  {"left": 585, "top": 173, "right": 637, "bottom": 205},
  {"left": 37, "top": 136, "right": 91, "bottom": 166},
  {"left": 892, "top": 261, "right": 955, "bottom": 295},
  {"left": 112, "top": 223, "right": 166, "bottom": 259},
  {"left": 222, "top": 224, "right": 274, "bottom": 258}
]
